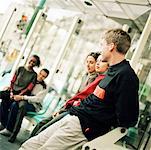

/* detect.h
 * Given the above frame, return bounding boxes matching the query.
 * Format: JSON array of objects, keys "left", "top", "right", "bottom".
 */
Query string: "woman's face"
[
  {"left": 28, "top": 56, "right": 37, "bottom": 68},
  {"left": 85, "top": 56, "right": 96, "bottom": 73},
  {"left": 95, "top": 55, "right": 109, "bottom": 73}
]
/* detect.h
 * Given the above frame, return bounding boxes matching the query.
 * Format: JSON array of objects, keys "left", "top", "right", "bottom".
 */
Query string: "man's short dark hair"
[
  {"left": 104, "top": 29, "right": 131, "bottom": 54},
  {"left": 42, "top": 68, "right": 49, "bottom": 76}
]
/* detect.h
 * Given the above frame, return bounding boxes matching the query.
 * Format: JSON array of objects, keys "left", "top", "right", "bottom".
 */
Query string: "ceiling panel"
[
  {"left": 126, "top": 4, "right": 150, "bottom": 19},
  {"left": 46, "top": 0, "right": 80, "bottom": 11},
  {"left": 91, "top": 0, "right": 151, "bottom": 19},
  {"left": 117, "top": 0, "right": 149, "bottom": 5},
  {"left": 71, "top": 0, "right": 102, "bottom": 14},
  {"left": 45, "top": 0, "right": 104, "bottom": 15},
  {"left": 120, "top": 4, "right": 151, "bottom": 19},
  {"left": 91, "top": 1, "right": 129, "bottom": 18},
  {"left": 102, "top": 2, "right": 123, "bottom": 12},
  {"left": 24, "top": 0, "right": 151, "bottom": 22}
]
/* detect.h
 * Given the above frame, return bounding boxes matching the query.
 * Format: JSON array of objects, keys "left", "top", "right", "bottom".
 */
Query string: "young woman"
[
  {"left": 79, "top": 52, "right": 100, "bottom": 91},
  {"left": 0, "top": 55, "right": 41, "bottom": 135}
]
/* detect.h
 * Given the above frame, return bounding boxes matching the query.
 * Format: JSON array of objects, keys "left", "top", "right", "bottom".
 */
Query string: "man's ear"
[{"left": 109, "top": 43, "right": 115, "bottom": 52}]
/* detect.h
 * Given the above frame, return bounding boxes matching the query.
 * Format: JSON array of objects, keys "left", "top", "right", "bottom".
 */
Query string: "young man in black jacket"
[{"left": 20, "top": 29, "right": 139, "bottom": 150}]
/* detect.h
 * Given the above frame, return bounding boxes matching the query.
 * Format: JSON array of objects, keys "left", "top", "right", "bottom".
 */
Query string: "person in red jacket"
[
  {"left": 65, "top": 55, "right": 109, "bottom": 108},
  {"left": 30, "top": 55, "right": 109, "bottom": 137}
]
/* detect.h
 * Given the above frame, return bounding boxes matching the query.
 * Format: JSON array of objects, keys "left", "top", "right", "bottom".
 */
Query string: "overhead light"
[{"left": 84, "top": 1, "right": 93, "bottom": 6}]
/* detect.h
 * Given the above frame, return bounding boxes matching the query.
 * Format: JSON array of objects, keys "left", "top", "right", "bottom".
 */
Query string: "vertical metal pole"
[
  {"left": 130, "top": 12, "right": 151, "bottom": 71},
  {"left": 47, "top": 17, "right": 81, "bottom": 86},
  {"left": 24, "top": 13, "right": 47, "bottom": 65},
  {"left": 25, "top": 0, "right": 46, "bottom": 36},
  {"left": 0, "top": 8, "right": 17, "bottom": 43},
  {"left": 10, "top": 10, "right": 43, "bottom": 78}
]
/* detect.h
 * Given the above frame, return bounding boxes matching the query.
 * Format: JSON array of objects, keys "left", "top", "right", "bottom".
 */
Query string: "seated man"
[
  {"left": 0, "top": 69, "right": 49, "bottom": 143},
  {"left": 20, "top": 29, "right": 139, "bottom": 150}
]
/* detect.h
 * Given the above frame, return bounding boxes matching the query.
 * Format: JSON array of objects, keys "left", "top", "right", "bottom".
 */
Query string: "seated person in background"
[
  {"left": 65, "top": 54, "right": 109, "bottom": 108},
  {"left": 20, "top": 29, "right": 139, "bottom": 150},
  {"left": 30, "top": 55, "right": 109, "bottom": 137},
  {"left": 78, "top": 52, "right": 100, "bottom": 91},
  {"left": 0, "top": 69, "right": 49, "bottom": 143},
  {"left": 0, "top": 55, "right": 40, "bottom": 133}
]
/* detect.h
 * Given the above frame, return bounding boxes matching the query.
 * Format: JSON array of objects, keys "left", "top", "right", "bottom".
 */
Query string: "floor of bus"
[
  {"left": 0, "top": 119, "right": 151, "bottom": 150},
  {"left": 0, "top": 119, "right": 32, "bottom": 150}
]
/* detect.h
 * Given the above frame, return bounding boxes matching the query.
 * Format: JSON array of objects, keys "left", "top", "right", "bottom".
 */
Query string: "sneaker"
[
  {"left": 0, "top": 123, "right": 5, "bottom": 131},
  {"left": 0, "top": 128, "right": 12, "bottom": 136}
]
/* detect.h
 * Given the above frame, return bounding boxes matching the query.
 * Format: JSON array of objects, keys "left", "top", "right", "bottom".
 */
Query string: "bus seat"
[
  {"left": 82, "top": 127, "right": 128, "bottom": 150},
  {"left": 25, "top": 91, "right": 61, "bottom": 126},
  {"left": 139, "top": 84, "right": 150, "bottom": 101}
]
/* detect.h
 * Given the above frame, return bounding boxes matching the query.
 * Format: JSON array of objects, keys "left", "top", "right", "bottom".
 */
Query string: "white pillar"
[
  {"left": 130, "top": 12, "right": 151, "bottom": 72},
  {"left": 24, "top": 12, "right": 47, "bottom": 65},
  {"left": 10, "top": 10, "right": 44, "bottom": 78},
  {"left": 0, "top": 8, "right": 17, "bottom": 43},
  {"left": 47, "top": 17, "right": 82, "bottom": 86}
]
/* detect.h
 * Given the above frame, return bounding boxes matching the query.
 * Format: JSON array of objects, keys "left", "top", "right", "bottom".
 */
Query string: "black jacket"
[{"left": 69, "top": 60, "right": 139, "bottom": 141}]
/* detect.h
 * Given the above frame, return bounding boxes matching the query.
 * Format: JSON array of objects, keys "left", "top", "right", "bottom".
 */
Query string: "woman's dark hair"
[
  {"left": 42, "top": 68, "right": 49, "bottom": 76},
  {"left": 87, "top": 52, "right": 100, "bottom": 61},
  {"left": 32, "top": 55, "right": 41, "bottom": 67}
]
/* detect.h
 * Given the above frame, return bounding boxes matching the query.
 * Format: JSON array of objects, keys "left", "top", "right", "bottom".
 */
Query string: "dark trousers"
[
  {"left": 0, "top": 90, "right": 35, "bottom": 135},
  {"left": 0, "top": 90, "right": 19, "bottom": 131},
  {"left": 10, "top": 101, "right": 35, "bottom": 138},
  {"left": 30, "top": 111, "right": 69, "bottom": 137}
]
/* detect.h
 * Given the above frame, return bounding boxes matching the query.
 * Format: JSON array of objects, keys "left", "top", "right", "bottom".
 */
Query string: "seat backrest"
[
  {"left": 138, "top": 83, "right": 143, "bottom": 95},
  {"left": 29, "top": 94, "right": 61, "bottom": 123},
  {"left": 139, "top": 84, "right": 150, "bottom": 101},
  {"left": 42, "top": 91, "right": 55, "bottom": 109},
  {"left": 41, "top": 93, "right": 62, "bottom": 117},
  {"left": 26, "top": 90, "right": 57, "bottom": 116},
  {"left": 53, "top": 97, "right": 66, "bottom": 112}
]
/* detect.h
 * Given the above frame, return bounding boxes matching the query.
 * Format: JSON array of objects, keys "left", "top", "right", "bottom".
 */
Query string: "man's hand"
[
  {"left": 52, "top": 108, "right": 67, "bottom": 118},
  {"left": 52, "top": 111, "right": 60, "bottom": 118},
  {"left": 10, "top": 91, "right": 14, "bottom": 100},
  {"left": 13, "top": 95, "right": 23, "bottom": 101}
]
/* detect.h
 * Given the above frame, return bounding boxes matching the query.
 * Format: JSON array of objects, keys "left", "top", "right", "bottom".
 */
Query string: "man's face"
[
  {"left": 37, "top": 70, "right": 48, "bottom": 82},
  {"left": 100, "top": 39, "right": 111, "bottom": 62},
  {"left": 85, "top": 56, "right": 96, "bottom": 73}
]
